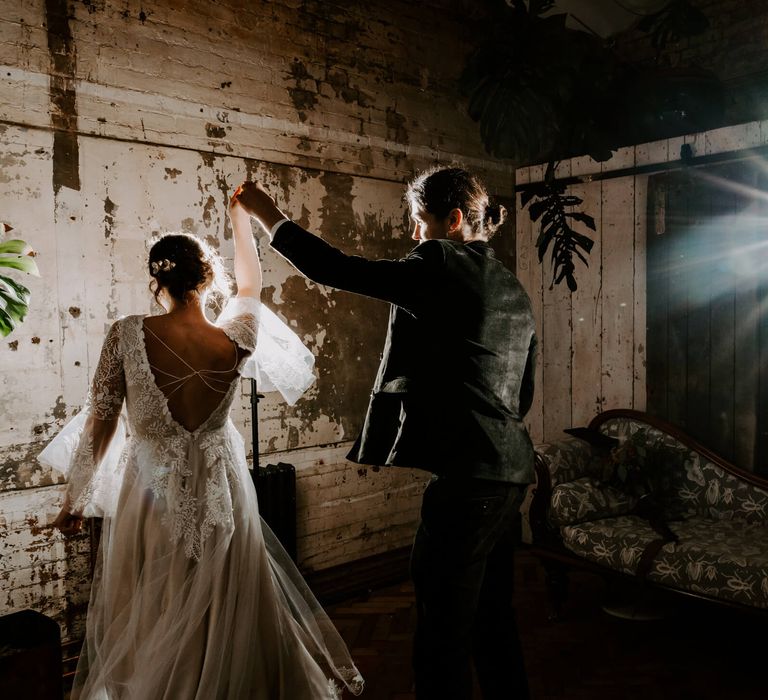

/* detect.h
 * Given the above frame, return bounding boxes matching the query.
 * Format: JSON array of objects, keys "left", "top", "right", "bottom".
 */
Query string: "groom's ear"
[{"left": 447, "top": 208, "right": 463, "bottom": 232}]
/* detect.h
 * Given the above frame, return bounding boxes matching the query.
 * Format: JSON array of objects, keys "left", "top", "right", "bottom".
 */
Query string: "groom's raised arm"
[
  {"left": 270, "top": 221, "right": 444, "bottom": 311},
  {"left": 234, "top": 179, "right": 444, "bottom": 312}
]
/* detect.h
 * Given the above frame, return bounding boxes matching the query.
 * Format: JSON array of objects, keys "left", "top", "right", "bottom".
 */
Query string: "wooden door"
[{"left": 647, "top": 162, "right": 768, "bottom": 473}]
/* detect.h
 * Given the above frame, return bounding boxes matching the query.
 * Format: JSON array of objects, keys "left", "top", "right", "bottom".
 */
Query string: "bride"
[{"left": 39, "top": 190, "right": 364, "bottom": 699}]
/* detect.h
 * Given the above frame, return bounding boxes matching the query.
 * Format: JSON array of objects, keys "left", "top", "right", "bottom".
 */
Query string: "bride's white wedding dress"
[{"left": 39, "top": 296, "right": 364, "bottom": 700}]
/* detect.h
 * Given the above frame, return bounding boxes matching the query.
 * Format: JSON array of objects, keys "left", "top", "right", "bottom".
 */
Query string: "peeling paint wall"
[{"left": 0, "top": 1, "right": 515, "bottom": 640}]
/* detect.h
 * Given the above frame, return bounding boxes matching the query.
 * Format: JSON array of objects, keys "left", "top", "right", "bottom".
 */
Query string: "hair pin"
[{"left": 151, "top": 258, "right": 176, "bottom": 274}]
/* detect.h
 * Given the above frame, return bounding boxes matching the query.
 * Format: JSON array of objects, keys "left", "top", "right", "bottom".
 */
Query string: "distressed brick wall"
[{"left": 0, "top": 0, "right": 515, "bottom": 641}]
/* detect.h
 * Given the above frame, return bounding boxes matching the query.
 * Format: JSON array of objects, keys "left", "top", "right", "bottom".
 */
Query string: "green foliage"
[
  {"left": 0, "top": 237, "right": 40, "bottom": 337},
  {"left": 461, "top": 0, "right": 724, "bottom": 164},
  {"left": 461, "top": 0, "right": 724, "bottom": 290}
]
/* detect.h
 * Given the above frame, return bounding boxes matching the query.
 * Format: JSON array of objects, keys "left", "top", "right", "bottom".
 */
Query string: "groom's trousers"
[{"left": 410, "top": 475, "right": 530, "bottom": 700}]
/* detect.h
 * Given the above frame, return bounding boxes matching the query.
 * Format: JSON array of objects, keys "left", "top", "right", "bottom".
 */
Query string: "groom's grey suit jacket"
[{"left": 271, "top": 221, "right": 537, "bottom": 484}]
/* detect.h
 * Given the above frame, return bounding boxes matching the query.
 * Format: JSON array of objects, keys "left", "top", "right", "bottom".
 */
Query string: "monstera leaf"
[
  {"left": 0, "top": 235, "right": 39, "bottom": 337},
  {"left": 461, "top": 0, "right": 624, "bottom": 165},
  {"left": 519, "top": 173, "right": 595, "bottom": 292},
  {"left": 462, "top": 0, "right": 720, "bottom": 166}
]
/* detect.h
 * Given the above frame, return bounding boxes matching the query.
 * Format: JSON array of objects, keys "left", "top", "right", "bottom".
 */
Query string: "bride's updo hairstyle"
[
  {"left": 406, "top": 166, "right": 507, "bottom": 238},
  {"left": 147, "top": 233, "right": 231, "bottom": 304}
]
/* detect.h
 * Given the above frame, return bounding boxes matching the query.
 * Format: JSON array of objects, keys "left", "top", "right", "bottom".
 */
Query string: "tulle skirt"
[{"left": 71, "top": 435, "right": 363, "bottom": 700}]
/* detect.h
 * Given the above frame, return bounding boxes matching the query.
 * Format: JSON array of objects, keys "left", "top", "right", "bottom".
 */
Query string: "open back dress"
[{"left": 39, "top": 296, "right": 363, "bottom": 700}]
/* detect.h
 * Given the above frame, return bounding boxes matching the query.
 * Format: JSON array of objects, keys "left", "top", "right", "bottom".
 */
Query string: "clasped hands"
[{"left": 229, "top": 181, "right": 285, "bottom": 232}]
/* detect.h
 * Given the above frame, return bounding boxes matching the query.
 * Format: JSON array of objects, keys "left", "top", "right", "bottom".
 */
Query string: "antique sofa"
[{"left": 527, "top": 409, "right": 768, "bottom": 617}]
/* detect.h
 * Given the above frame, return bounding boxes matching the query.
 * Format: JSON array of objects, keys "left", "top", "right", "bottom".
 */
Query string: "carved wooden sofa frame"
[{"left": 527, "top": 409, "right": 768, "bottom": 618}]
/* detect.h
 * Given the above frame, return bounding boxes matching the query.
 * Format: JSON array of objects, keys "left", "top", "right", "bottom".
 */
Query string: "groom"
[{"left": 235, "top": 170, "right": 536, "bottom": 700}]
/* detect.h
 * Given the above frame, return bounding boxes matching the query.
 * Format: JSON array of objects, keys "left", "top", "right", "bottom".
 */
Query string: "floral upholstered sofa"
[{"left": 527, "top": 409, "right": 768, "bottom": 615}]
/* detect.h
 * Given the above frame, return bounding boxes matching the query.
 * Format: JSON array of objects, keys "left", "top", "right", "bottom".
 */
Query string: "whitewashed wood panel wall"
[{"left": 516, "top": 120, "right": 768, "bottom": 446}]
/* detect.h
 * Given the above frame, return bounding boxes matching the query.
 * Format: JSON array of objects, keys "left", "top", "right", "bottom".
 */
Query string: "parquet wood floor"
[{"left": 327, "top": 549, "right": 765, "bottom": 700}]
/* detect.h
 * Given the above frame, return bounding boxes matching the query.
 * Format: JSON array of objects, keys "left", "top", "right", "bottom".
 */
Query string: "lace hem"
[{"left": 329, "top": 668, "right": 365, "bottom": 697}]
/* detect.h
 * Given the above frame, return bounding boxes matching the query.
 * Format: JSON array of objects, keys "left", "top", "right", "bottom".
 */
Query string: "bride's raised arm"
[
  {"left": 221, "top": 185, "right": 316, "bottom": 406},
  {"left": 228, "top": 189, "right": 262, "bottom": 298}
]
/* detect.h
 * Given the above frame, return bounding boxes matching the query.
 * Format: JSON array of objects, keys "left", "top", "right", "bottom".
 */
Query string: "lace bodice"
[
  {"left": 129, "top": 297, "right": 260, "bottom": 558},
  {"left": 122, "top": 312, "right": 248, "bottom": 440},
  {"left": 119, "top": 295, "right": 260, "bottom": 434},
  {"left": 119, "top": 296, "right": 260, "bottom": 438}
]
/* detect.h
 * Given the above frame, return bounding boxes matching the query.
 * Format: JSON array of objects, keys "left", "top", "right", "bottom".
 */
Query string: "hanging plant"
[
  {"left": 518, "top": 163, "right": 595, "bottom": 291},
  {"left": 0, "top": 224, "right": 40, "bottom": 337},
  {"left": 460, "top": 0, "right": 623, "bottom": 165},
  {"left": 636, "top": 0, "right": 709, "bottom": 50},
  {"left": 461, "top": 0, "right": 723, "bottom": 290}
]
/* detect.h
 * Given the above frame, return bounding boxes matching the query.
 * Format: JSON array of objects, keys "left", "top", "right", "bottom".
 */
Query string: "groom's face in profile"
[{"left": 410, "top": 204, "right": 449, "bottom": 242}]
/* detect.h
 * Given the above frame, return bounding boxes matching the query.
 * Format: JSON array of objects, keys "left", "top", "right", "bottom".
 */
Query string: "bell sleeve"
[
  {"left": 216, "top": 296, "right": 316, "bottom": 406},
  {"left": 38, "top": 320, "right": 128, "bottom": 518}
]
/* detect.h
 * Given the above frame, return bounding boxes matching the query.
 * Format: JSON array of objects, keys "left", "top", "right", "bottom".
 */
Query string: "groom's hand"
[
  {"left": 234, "top": 180, "right": 277, "bottom": 220},
  {"left": 234, "top": 182, "right": 287, "bottom": 233}
]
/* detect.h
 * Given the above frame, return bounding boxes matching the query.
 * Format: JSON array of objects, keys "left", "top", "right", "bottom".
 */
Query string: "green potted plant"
[{"left": 0, "top": 223, "right": 40, "bottom": 337}]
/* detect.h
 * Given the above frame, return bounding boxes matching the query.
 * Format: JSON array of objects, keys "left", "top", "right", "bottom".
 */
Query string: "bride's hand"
[
  {"left": 53, "top": 506, "right": 84, "bottom": 537},
  {"left": 229, "top": 189, "right": 252, "bottom": 229}
]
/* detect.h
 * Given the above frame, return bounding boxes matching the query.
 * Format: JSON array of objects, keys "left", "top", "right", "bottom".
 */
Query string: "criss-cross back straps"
[{"left": 143, "top": 323, "right": 239, "bottom": 398}]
